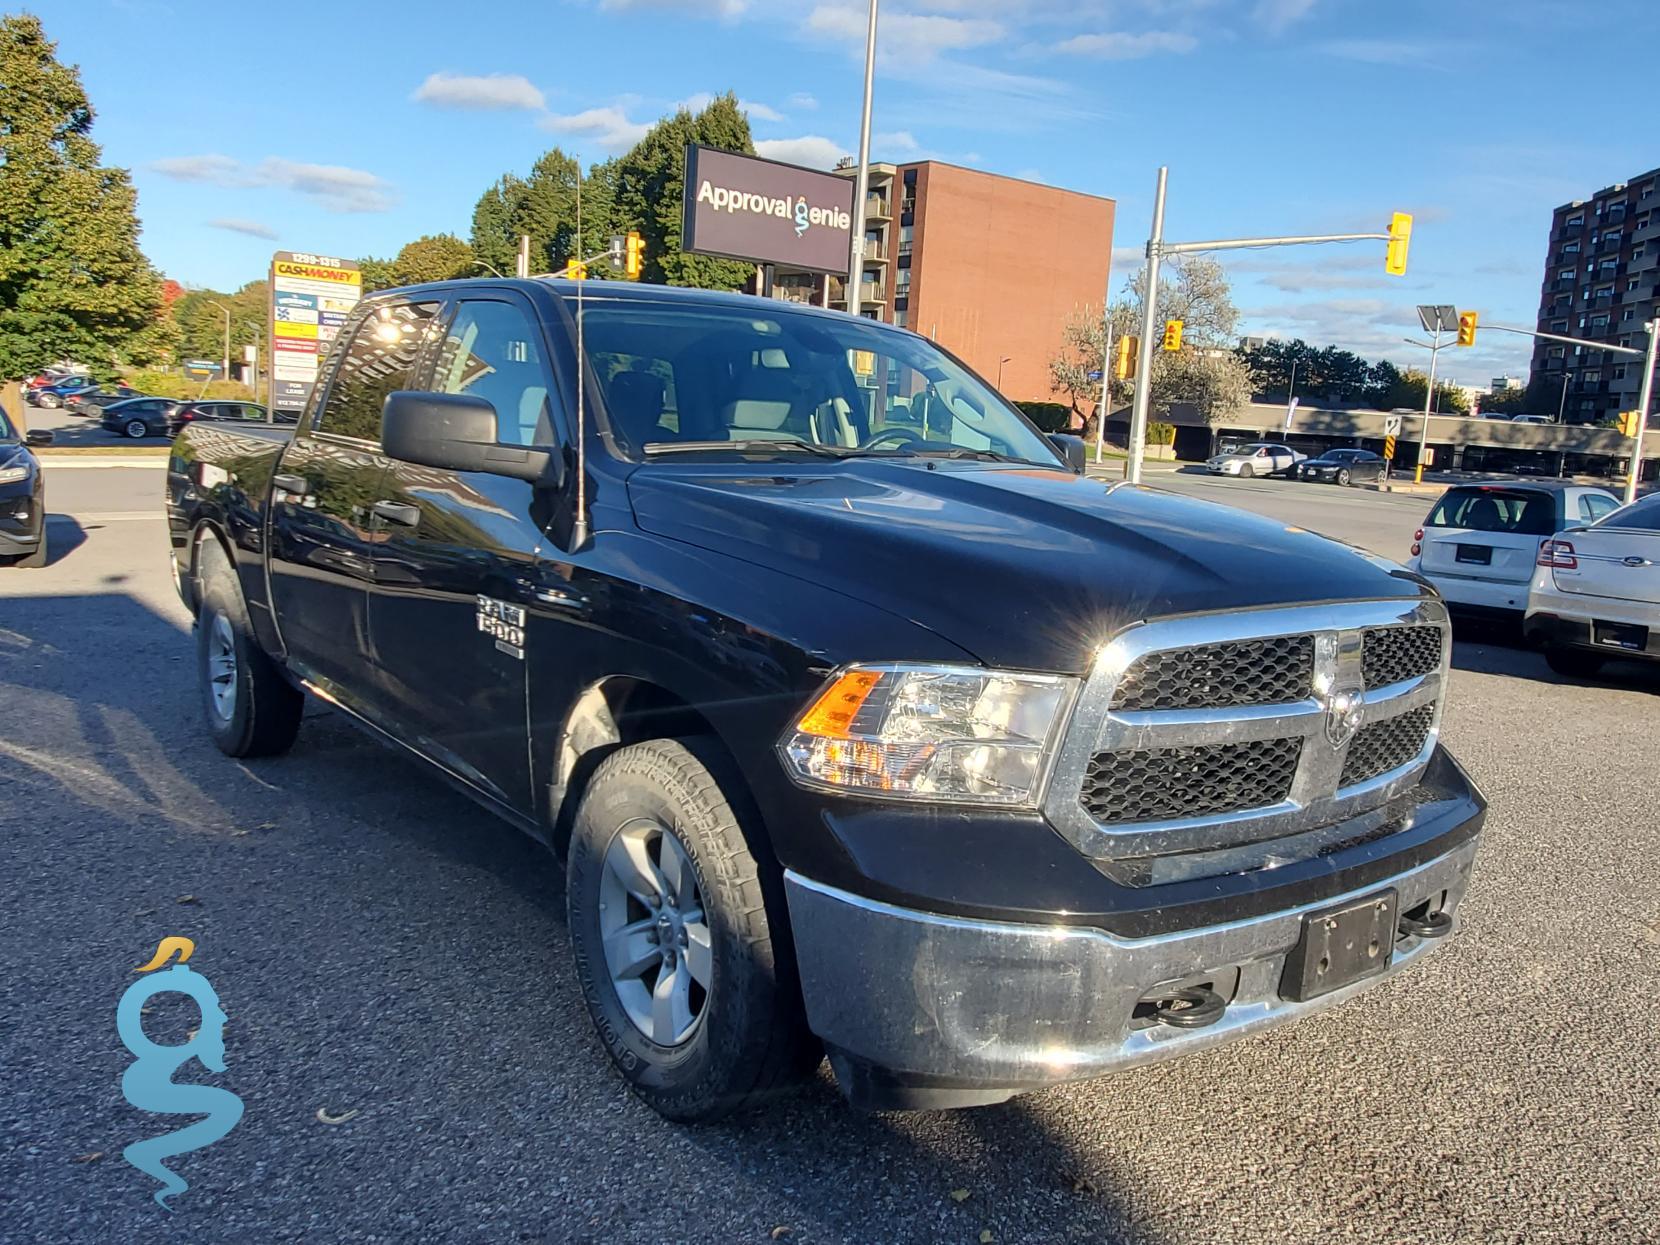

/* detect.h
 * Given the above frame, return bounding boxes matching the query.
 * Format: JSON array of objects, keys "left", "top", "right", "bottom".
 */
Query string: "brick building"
[
  {"left": 772, "top": 162, "right": 1116, "bottom": 404},
  {"left": 1532, "top": 166, "right": 1660, "bottom": 425}
]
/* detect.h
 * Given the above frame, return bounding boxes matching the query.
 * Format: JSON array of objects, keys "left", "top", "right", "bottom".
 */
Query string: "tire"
[
  {"left": 123, "top": 419, "right": 148, "bottom": 439},
  {"left": 38, "top": 393, "right": 59, "bottom": 409},
  {"left": 1337, "top": 468, "right": 1352, "bottom": 487},
  {"left": 195, "top": 537, "right": 303, "bottom": 757},
  {"left": 566, "top": 737, "right": 817, "bottom": 1123},
  {"left": 1239, "top": 463, "right": 1254, "bottom": 478},
  {"left": 1544, "top": 646, "right": 1605, "bottom": 680}
]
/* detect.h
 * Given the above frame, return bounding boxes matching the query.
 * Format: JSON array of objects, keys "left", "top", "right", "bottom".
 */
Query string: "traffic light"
[
  {"left": 1456, "top": 311, "right": 1478, "bottom": 347},
  {"left": 1385, "top": 211, "right": 1413, "bottom": 276},
  {"left": 607, "top": 235, "right": 625, "bottom": 270},
  {"left": 1114, "top": 335, "right": 1138, "bottom": 380},
  {"left": 1162, "top": 319, "right": 1184, "bottom": 352},
  {"left": 567, "top": 258, "right": 587, "bottom": 280},
  {"left": 625, "top": 231, "right": 645, "bottom": 279},
  {"left": 1618, "top": 410, "right": 1642, "bottom": 436}
]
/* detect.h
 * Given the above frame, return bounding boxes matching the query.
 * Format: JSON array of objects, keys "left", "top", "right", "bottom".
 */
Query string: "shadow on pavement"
[
  {"left": 40, "top": 514, "right": 88, "bottom": 566},
  {"left": 1448, "top": 611, "right": 1660, "bottom": 693},
  {"left": 0, "top": 589, "right": 1154, "bottom": 1244}
]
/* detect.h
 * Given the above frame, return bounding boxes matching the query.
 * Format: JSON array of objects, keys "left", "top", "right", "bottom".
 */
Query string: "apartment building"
[
  {"left": 1532, "top": 167, "right": 1660, "bottom": 424},
  {"left": 771, "top": 161, "right": 1116, "bottom": 404}
]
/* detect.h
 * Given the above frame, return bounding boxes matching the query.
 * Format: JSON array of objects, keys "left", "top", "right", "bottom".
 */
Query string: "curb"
[{"left": 40, "top": 455, "right": 168, "bottom": 468}]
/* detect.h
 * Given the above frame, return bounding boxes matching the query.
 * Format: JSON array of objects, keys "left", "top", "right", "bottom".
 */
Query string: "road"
[{"left": 2, "top": 463, "right": 1657, "bottom": 1244}]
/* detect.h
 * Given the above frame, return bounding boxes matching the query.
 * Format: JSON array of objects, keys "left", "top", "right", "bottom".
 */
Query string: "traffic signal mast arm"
[{"left": 1156, "top": 230, "right": 1397, "bottom": 256}]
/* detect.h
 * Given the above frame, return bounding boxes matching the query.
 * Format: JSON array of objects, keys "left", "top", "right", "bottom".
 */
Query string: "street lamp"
[
  {"left": 845, "top": 0, "right": 879, "bottom": 320},
  {"left": 206, "top": 299, "right": 232, "bottom": 383},
  {"left": 997, "top": 356, "right": 1011, "bottom": 390}
]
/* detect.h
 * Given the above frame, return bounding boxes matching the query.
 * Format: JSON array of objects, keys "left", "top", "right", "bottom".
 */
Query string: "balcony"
[
  {"left": 828, "top": 281, "right": 886, "bottom": 308},
  {"left": 862, "top": 239, "right": 888, "bottom": 263},
  {"left": 864, "top": 195, "right": 892, "bottom": 221}
]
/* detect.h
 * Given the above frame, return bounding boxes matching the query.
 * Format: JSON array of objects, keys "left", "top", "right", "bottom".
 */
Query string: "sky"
[{"left": 27, "top": 0, "right": 1660, "bottom": 387}]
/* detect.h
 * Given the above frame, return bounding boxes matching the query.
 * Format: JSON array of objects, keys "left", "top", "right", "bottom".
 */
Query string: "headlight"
[
  {"left": 0, "top": 465, "right": 29, "bottom": 484},
  {"left": 779, "top": 664, "right": 1077, "bottom": 806}
]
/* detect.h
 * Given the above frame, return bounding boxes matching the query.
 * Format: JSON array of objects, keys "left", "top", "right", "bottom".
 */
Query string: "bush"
[
  {"left": 1146, "top": 421, "right": 1176, "bottom": 446},
  {"left": 1016, "top": 400, "right": 1073, "bottom": 433},
  {"left": 125, "top": 370, "right": 254, "bottom": 401}
]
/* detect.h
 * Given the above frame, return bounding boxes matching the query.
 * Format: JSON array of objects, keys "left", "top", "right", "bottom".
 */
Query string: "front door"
[
  {"left": 367, "top": 294, "right": 557, "bottom": 812},
  {"left": 267, "top": 299, "right": 441, "bottom": 711}
]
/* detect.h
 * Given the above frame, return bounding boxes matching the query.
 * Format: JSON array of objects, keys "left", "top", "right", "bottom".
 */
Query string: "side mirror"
[
  {"left": 381, "top": 391, "right": 560, "bottom": 486},
  {"left": 1048, "top": 433, "right": 1086, "bottom": 474},
  {"left": 25, "top": 429, "right": 54, "bottom": 447}
]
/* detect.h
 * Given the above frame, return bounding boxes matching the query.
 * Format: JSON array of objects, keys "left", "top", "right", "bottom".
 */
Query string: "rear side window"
[
  {"left": 1602, "top": 495, "right": 1660, "bottom": 532},
  {"left": 1427, "top": 488, "right": 1556, "bottom": 536},
  {"left": 315, "top": 301, "right": 440, "bottom": 442},
  {"left": 1580, "top": 493, "right": 1619, "bottom": 523}
]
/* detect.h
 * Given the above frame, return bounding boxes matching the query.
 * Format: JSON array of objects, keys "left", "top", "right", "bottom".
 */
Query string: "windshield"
[{"left": 580, "top": 299, "right": 1063, "bottom": 468}]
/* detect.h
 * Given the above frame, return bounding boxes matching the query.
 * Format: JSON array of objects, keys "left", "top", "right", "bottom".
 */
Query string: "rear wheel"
[
  {"left": 1544, "top": 646, "right": 1605, "bottom": 679},
  {"left": 195, "top": 538, "right": 303, "bottom": 756},
  {"left": 566, "top": 738, "right": 817, "bottom": 1123}
]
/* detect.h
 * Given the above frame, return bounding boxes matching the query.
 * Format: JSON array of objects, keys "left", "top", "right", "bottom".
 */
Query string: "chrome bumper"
[{"left": 785, "top": 836, "right": 1479, "bottom": 1108}]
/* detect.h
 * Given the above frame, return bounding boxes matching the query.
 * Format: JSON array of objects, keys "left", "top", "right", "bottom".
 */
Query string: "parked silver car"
[{"left": 1206, "top": 441, "right": 1307, "bottom": 478}]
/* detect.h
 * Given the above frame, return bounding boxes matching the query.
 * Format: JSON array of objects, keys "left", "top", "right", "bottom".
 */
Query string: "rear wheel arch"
[{"left": 187, "top": 522, "right": 236, "bottom": 613}]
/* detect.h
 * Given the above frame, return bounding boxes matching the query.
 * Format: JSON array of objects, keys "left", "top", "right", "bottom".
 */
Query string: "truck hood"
[{"left": 627, "top": 460, "right": 1427, "bottom": 673}]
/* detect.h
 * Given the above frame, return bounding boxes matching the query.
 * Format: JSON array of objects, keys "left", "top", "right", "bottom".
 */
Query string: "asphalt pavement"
[{"left": 2, "top": 464, "right": 1657, "bottom": 1244}]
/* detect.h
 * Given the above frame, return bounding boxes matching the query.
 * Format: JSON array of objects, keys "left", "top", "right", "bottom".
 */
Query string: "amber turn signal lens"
[{"left": 796, "top": 670, "right": 882, "bottom": 739}]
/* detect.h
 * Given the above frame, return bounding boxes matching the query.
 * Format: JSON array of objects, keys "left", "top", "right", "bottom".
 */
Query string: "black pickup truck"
[{"left": 166, "top": 279, "right": 1484, "bottom": 1120}]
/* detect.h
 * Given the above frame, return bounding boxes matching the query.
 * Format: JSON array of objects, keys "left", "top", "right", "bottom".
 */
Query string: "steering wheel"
[{"left": 860, "top": 426, "right": 929, "bottom": 451}]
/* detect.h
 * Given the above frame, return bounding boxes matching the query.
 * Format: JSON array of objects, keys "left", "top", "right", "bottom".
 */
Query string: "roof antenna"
[{"left": 570, "top": 168, "right": 591, "bottom": 551}]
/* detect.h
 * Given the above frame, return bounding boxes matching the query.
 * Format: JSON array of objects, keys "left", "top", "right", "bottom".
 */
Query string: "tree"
[
  {"left": 358, "top": 255, "right": 395, "bottom": 293},
  {"left": 0, "top": 14, "right": 165, "bottom": 378},
  {"left": 1241, "top": 338, "right": 1374, "bottom": 404},
  {"left": 1380, "top": 366, "right": 1468, "bottom": 415},
  {"left": 470, "top": 175, "right": 525, "bottom": 277},
  {"left": 1481, "top": 384, "right": 1531, "bottom": 417},
  {"left": 611, "top": 93, "right": 756, "bottom": 289},
  {"left": 390, "top": 234, "right": 474, "bottom": 286}
]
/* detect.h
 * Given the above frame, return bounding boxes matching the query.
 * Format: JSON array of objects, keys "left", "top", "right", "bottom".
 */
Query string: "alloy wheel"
[{"left": 207, "top": 611, "right": 237, "bottom": 721}]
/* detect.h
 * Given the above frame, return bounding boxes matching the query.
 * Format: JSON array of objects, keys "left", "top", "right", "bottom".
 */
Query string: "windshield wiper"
[
  {"left": 644, "top": 438, "right": 852, "bottom": 459},
  {"left": 901, "top": 446, "right": 1028, "bottom": 464}
]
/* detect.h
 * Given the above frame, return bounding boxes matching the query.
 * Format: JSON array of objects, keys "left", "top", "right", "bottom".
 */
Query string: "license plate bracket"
[
  {"left": 1455, "top": 544, "right": 1492, "bottom": 565},
  {"left": 1280, "top": 889, "right": 1398, "bottom": 1003},
  {"left": 1593, "top": 621, "right": 1648, "bottom": 651}
]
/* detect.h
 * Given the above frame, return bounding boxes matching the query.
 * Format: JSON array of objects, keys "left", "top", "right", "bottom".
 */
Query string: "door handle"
[
  {"left": 272, "top": 473, "right": 309, "bottom": 496},
  {"left": 371, "top": 500, "right": 421, "bottom": 527}
]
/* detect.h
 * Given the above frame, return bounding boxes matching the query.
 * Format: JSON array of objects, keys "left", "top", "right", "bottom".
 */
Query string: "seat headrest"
[
  {"left": 722, "top": 368, "right": 801, "bottom": 432},
  {"left": 608, "top": 370, "right": 666, "bottom": 444}
]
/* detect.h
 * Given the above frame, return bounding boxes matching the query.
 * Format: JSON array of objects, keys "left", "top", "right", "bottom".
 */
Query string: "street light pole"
[
  {"left": 1127, "top": 165, "right": 1168, "bottom": 485},
  {"left": 845, "top": 0, "right": 879, "bottom": 321},
  {"left": 1626, "top": 318, "right": 1659, "bottom": 504},
  {"left": 997, "top": 356, "right": 1011, "bottom": 390},
  {"left": 1414, "top": 332, "right": 1443, "bottom": 484}
]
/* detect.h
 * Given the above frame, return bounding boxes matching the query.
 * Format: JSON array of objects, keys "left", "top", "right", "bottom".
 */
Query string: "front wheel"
[
  {"left": 1544, "top": 646, "right": 1605, "bottom": 680},
  {"left": 195, "top": 539, "right": 303, "bottom": 756},
  {"left": 123, "top": 419, "right": 148, "bottom": 439},
  {"left": 566, "top": 738, "right": 817, "bottom": 1123},
  {"left": 1337, "top": 468, "right": 1352, "bottom": 486},
  {"left": 1238, "top": 463, "right": 1254, "bottom": 478}
]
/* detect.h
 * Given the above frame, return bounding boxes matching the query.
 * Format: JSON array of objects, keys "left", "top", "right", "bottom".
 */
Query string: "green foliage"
[
  {"left": 0, "top": 14, "right": 165, "bottom": 379},
  {"left": 1146, "top": 421, "right": 1176, "bottom": 446},
  {"left": 390, "top": 234, "right": 474, "bottom": 286},
  {"left": 358, "top": 255, "right": 395, "bottom": 293},
  {"left": 1480, "top": 384, "right": 1530, "bottom": 416},
  {"left": 1015, "top": 400, "right": 1071, "bottom": 432},
  {"left": 1387, "top": 366, "right": 1469, "bottom": 415},
  {"left": 1240, "top": 338, "right": 1378, "bottom": 404},
  {"left": 611, "top": 93, "right": 756, "bottom": 289},
  {"left": 169, "top": 281, "right": 267, "bottom": 380},
  {"left": 126, "top": 369, "right": 253, "bottom": 400}
]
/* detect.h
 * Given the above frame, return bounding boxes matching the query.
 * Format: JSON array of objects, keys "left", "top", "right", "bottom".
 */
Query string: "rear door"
[
  {"left": 1418, "top": 486, "right": 1557, "bottom": 584},
  {"left": 1552, "top": 495, "right": 1660, "bottom": 604},
  {"left": 266, "top": 299, "right": 441, "bottom": 709},
  {"left": 366, "top": 293, "right": 556, "bottom": 811}
]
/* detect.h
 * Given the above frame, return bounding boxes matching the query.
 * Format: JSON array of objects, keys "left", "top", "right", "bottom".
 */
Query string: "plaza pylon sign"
[{"left": 267, "top": 252, "right": 362, "bottom": 415}]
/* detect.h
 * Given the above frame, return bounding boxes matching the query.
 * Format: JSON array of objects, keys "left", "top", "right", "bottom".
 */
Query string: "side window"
[
  {"left": 1583, "top": 494, "right": 1618, "bottom": 523},
  {"left": 314, "top": 301, "right": 440, "bottom": 443},
  {"left": 428, "top": 299, "right": 554, "bottom": 447}
]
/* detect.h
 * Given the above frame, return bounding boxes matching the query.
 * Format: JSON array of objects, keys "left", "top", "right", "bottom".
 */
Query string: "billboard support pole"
[
  {"left": 846, "top": 0, "right": 878, "bottom": 319},
  {"left": 516, "top": 235, "right": 531, "bottom": 279}
]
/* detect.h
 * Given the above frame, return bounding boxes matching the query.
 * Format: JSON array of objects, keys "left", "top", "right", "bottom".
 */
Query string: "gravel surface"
[{"left": 2, "top": 470, "right": 1656, "bottom": 1244}]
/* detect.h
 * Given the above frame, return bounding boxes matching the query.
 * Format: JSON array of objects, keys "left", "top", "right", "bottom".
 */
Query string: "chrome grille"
[
  {"left": 1082, "top": 737, "right": 1302, "bottom": 823},
  {"left": 1362, "top": 625, "right": 1442, "bottom": 688},
  {"left": 1341, "top": 704, "right": 1435, "bottom": 787},
  {"left": 1043, "top": 600, "right": 1450, "bottom": 881},
  {"left": 1111, "top": 635, "right": 1314, "bottom": 711}
]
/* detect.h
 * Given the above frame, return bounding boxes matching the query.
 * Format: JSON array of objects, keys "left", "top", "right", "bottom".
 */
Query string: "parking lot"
[{"left": 2, "top": 460, "right": 1656, "bottom": 1244}]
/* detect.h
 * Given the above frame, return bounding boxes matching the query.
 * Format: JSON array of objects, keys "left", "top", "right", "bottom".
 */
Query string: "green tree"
[
  {"left": 1481, "top": 384, "right": 1531, "bottom": 417},
  {"left": 358, "top": 255, "right": 395, "bottom": 293},
  {"left": 0, "top": 14, "right": 165, "bottom": 378},
  {"left": 470, "top": 176, "right": 524, "bottom": 276},
  {"left": 612, "top": 92, "right": 755, "bottom": 289},
  {"left": 390, "top": 234, "right": 474, "bottom": 286}
]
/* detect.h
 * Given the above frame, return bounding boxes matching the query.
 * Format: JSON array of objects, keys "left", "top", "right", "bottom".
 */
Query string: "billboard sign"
[
  {"left": 267, "top": 252, "right": 361, "bottom": 413},
  {"left": 681, "top": 145, "right": 855, "bottom": 274}
]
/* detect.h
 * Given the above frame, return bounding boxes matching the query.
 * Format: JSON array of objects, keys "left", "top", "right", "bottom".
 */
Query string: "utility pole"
[
  {"left": 845, "top": 0, "right": 879, "bottom": 320},
  {"left": 1123, "top": 166, "right": 1408, "bottom": 483},
  {"left": 1414, "top": 332, "right": 1444, "bottom": 484},
  {"left": 207, "top": 299, "right": 231, "bottom": 383}
]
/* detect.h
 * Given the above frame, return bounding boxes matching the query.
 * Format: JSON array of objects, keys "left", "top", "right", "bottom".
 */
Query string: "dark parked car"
[
  {"left": 65, "top": 384, "right": 142, "bottom": 416},
  {"left": 167, "top": 278, "right": 1485, "bottom": 1121},
  {"left": 101, "top": 397, "right": 184, "bottom": 439},
  {"left": 1298, "top": 448, "right": 1387, "bottom": 486},
  {"left": 166, "top": 400, "right": 275, "bottom": 437},
  {"left": 0, "top": 408, "right": 53, "bottom": 567}
]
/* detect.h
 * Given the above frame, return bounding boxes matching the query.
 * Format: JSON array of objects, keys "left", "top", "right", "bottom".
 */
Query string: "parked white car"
[
  {"left": 1406, "top": 482, "right": 1622, "bottom": 617},
  {"left": 1205, "top": 441, "right": 1306, "bottom": 477},
  {"left": 1525, "top": 492, "right": 1660, "bottom": 677}
]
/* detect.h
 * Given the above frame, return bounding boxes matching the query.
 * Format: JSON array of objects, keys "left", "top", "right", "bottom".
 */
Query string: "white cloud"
[
  {"left": 600, "top": 0, "right": 748, "bottom": 15},
  {"left": 740, "top": 98, "right": 786, "bottom": 122},
  {"left": 1055, "top": 30, "right": 1197, "bottom": 58},
  {"left": 675, "top": 91, "right": 715, "bottom": 113},
  {"left": 874, "top": 130, "right": 920, "bottom": 154},
  {"left": 754, "top": 135, "right": 849, "bottom": 169},
  {"left": 150, "top": 154, "right": 395, "bottom": 212},
  {"left": 411, "top": 72, "right": 546, "bottom": 111},
  {"left": 539, "top": 106, "right": 652, "bottom": 151},
  {"left": 806, "top": 3, "right": 1002, "bottom": 61},
  {"left": 788, "top": 91, "right": 819, "bottom": 111},
  {"left": 208, "top": 218, "right": 277, "bottom": 240},
  {"left": 1252, "top": 0, "right": 1318, "bottom": 33},
  {"left": 1317, "top": 39, "right": 1441, "bottom": 67}
]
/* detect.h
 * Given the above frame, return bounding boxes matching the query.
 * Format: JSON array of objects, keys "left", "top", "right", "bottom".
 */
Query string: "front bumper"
[
  {"left": 787, "top": 834, "right": 1479, "bottom": 1110},
  {"left": 0, "top": 485, "right": 42, "bottom": 554}
]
